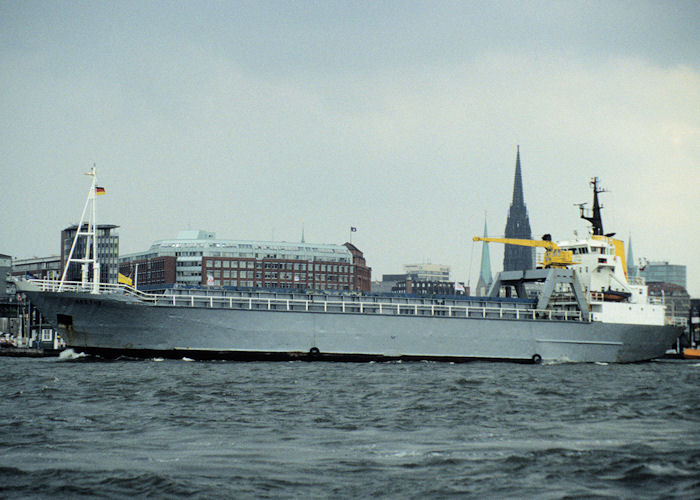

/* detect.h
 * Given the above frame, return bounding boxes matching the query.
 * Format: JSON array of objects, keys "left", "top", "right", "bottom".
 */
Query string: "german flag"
[{"left": 95, "top": 186, "right": 106, "bottom": 195}]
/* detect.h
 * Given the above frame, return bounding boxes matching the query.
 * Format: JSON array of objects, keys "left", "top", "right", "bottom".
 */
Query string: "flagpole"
[{"left": 91, "top": 164, "right": 100, "bottom": 293}]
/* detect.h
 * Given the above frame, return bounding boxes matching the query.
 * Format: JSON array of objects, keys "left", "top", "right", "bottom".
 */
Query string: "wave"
[
  {"left": 56, "top": 348, "right": 88, "bottom": 361},
  {"left": 0, "top": 467, "right": 204, "bottom": 498}
]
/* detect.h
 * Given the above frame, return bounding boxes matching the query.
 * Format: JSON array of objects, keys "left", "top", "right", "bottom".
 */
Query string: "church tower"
[{"left": 503, "top": 146, "right": 535, "bottom": 271}]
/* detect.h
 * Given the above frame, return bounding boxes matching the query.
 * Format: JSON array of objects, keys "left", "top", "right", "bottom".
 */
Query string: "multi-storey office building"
[
  {"left": 1, "top": 253, "right": 11, "bottom": 296},
  {"left": 61, "top": 224, "right": 119, "bottom": 284},
  {"left": 119, "top": 230, "right": 372, "bottom": 292},
  {"left": 403, "top": 263, "right": 451, "bottom": 282},
  {"left": 639, "top": 261, "right": 687, "bottom": 290},
  {"left": 647, "top": 282, "right": 690, "bottom": 327},
  {"left": 11, "top": 256, "right": 61, "bottom": 280},
  {"left": 391, "top": 278, "right": 467, "bottom": 296},
  {"left": 374, "top": 265, "right": 466, "bottom": 296}
]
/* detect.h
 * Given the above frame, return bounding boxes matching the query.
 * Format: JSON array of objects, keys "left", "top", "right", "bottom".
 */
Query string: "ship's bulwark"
[{"left": 24, "top": 290, "right": 680, "bottom": 363}]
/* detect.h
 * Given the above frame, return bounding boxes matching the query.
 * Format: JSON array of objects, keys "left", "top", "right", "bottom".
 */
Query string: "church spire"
[
  {"left": 512, "top": 145, "right": 524, "bottom": 207},
  {"left": 476, "top": 215, "right": 493, "bottom": 295},
  {"left": 503, "top": 146, "right": 535, "bottom": 271}
]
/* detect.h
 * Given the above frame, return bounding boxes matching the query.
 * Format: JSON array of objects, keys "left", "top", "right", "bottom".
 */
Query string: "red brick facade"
[
  {"left": 200, "top": 256, "right": 359, "bottom": 291},
  {"left": 119, "top": 256, "right": 176, "bottom": 287},
  {"left": 344, "top": 242, "right": 372, "bottom": 292}
]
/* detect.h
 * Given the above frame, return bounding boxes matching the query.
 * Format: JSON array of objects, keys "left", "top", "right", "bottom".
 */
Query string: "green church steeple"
[{"left": 476, "top": 216, "right": 493, "bottom": 295}]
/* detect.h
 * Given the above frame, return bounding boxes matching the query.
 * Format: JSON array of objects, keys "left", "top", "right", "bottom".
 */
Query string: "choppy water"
[{"left": 1, "top": 355, "right": 699, "bottom": 499}]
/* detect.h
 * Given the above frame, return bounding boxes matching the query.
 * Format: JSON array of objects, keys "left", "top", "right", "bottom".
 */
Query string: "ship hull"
[{"left": 23, "top": 289, "right": 680, "bottom": 363}]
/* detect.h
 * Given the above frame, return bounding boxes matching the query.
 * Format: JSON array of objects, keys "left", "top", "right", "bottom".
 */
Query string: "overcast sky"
[{"left": 1, "top": 1, "right": 699, "bottom": 295}]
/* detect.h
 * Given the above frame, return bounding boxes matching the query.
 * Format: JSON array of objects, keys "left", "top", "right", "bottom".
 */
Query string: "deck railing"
[{"left": 26, "top": 279, "right": 590, "bottom": 323}]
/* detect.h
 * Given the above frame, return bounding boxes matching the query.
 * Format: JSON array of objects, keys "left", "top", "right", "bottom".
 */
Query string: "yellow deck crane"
[{"left": 472, "top": 235, "right": 578, "bottom": 269}]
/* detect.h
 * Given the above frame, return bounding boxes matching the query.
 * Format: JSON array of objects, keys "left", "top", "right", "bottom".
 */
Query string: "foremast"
[{"left": 59, "top": 165, "right": 102, "bottom": 293}]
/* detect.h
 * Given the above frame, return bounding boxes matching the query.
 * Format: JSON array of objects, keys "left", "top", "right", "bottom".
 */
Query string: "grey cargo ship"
[{"left": 15, "top": 173, "right": 680, "bottom": 363}]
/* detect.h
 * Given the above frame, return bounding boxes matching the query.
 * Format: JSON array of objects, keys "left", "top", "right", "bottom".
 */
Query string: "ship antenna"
[{"left": 578, "top": 177, "right": 608, "bottom": 236}]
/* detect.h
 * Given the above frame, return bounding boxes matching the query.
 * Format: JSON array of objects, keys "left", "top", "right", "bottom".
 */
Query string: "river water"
[{"left": 1, "top": 355, "right": 698, "bottom": 498}]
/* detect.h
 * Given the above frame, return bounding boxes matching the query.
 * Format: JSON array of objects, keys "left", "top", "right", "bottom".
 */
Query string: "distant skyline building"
[
  {"left": 627, "top": 235, "right": 638, "bottom": 278},
  {"left": 11, "top": 256, "right": 61, "bottom": 281},
  {"left": 476, "top": 217, "right": 493, "bottom": 295},
  {"left": 345, "top": 242, "right": 372, "bottom": 292},
  {"left": 403, "top": 263, "right": 450, "bottom": 282},
  {"left": 119, "top": 230, "right": 371, "bottom": 292},
  {"left": 390, "top": 278, "right": 466, "bottom": 296},
  {"left": 0, "top": 253, "right": 11, "bottom": 296},
  {"left": 61, "top": 224, "right": 119, "bottom": 284},
  {"left": 503, "top": 146, "right": 535, "bottom": 271},
  {"left": 373, "top": 263, "right": 459, "bottom": 295},
  {"left": 647, "top": 282, "right": 690, "bottom": 325},
  {"left": 639, "top": 261, "right": 687, "bottom": 290}
]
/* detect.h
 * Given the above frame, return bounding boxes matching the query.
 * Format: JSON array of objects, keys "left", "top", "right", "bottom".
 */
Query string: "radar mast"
[{"left": 578, "top": 177, "right": 610, "bottom": 236}]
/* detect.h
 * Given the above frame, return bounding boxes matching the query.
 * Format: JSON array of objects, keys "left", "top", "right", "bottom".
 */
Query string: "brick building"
[
  {"left": 119, "top": 256, "right": 177, "bottom": 288},
  {"left": 119, "top": 230, "right": 371, "bottom": 292}
]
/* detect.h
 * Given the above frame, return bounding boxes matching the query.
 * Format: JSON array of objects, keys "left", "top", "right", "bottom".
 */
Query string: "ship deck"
[{"left": 25, "top": 279, "right": 592, "bottom": 323}]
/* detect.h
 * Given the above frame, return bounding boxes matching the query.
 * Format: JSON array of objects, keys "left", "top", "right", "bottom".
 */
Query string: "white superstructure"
[{"left": 558, "top": 235, "right": 666, "bottom": 325}]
